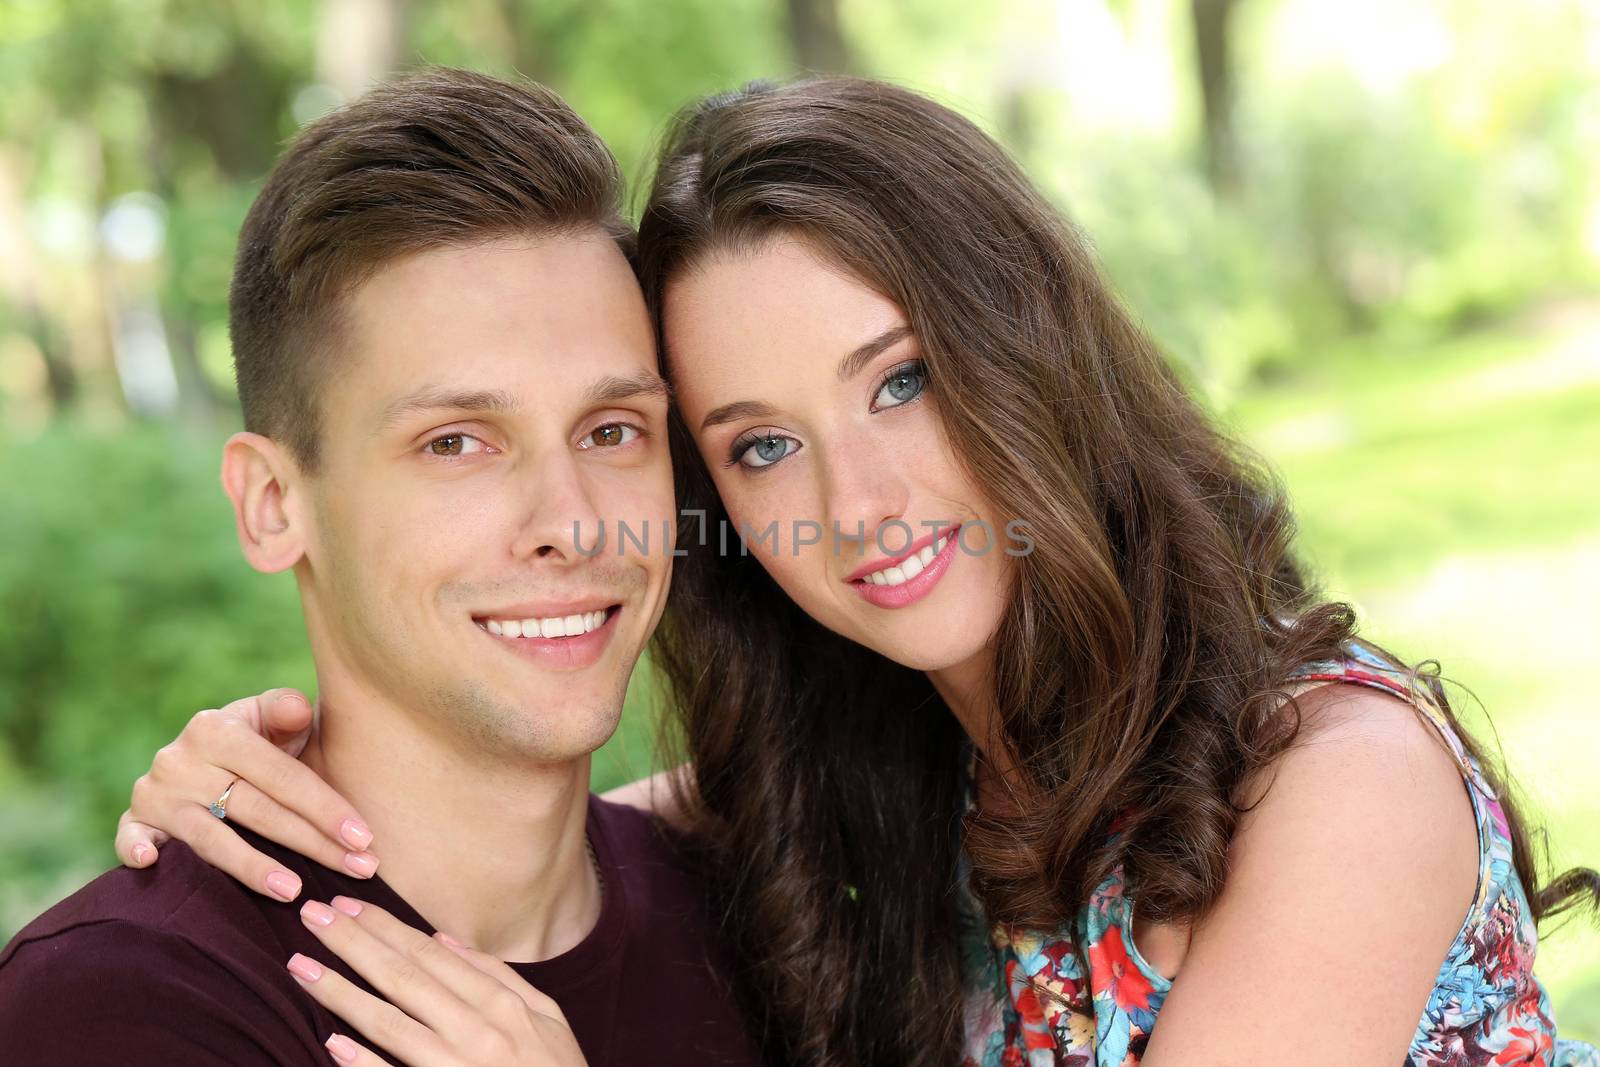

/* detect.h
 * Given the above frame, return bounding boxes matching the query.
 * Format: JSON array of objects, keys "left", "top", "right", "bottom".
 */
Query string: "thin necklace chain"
[{"left": 585, "top": 834, "right": 604, "bottom": 897}]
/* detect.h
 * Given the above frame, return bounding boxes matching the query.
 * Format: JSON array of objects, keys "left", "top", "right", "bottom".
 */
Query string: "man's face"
[{"left": 295, "top": 230, "right": 673, "bottom": 763}]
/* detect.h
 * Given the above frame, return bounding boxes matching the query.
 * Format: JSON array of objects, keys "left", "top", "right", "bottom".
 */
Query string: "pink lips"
[
  {"left": 846, "top": 527, "right": 961, "bottom": 609},
  {"left": 478, "top": 605, "right": 620, "bottom": 670}
]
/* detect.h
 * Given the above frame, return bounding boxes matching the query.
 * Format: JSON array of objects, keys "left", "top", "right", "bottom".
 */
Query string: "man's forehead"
[
  {"left": 325, "top": 234, "right": 659, "bottom": 422},
  {"left": 355, "top": 230, "right": 625, "bottom": 298},
  {"left": 339, "top": 232, "right": 647, "bottom": 345}
]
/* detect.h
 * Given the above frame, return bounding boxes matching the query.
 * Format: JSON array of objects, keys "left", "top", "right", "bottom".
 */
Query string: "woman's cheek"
[
  {"left": 718, "top": 482, "right": 831, "bottom": 608},
  {"left": 707, "top": 478, "right": 774, "bottom": 556}
]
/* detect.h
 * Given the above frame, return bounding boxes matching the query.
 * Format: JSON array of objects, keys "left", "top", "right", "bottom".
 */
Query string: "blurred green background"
[{"left": 1, "top": 0, "right": 1597, "bottom": 1037}]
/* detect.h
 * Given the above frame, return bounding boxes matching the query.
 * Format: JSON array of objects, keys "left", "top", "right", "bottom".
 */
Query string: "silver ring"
[{"left": 209, "top": 777, "right": 242, "bottom": 821}]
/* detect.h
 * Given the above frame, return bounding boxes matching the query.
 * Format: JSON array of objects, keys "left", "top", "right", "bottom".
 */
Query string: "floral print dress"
[{"left": 959, "top": 644, "right": 1599, "bottom": 1067}]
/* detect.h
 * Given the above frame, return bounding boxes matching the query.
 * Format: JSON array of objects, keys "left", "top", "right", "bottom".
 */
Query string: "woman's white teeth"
[
  {"left": 486, "top": 610, "right": 607, "bottom": 638},
  {"left": 865, "top": 537, "right": 946, "bottom": 586}
]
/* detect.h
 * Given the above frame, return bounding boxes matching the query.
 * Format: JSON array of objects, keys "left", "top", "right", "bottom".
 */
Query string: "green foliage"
[{"left": 0, "top": 421, "right": 312, "bottom": 849}]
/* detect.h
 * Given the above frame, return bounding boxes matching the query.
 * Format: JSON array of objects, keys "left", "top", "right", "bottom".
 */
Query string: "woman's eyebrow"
[
  {"left": 697, "top": 326, "right": 913, "bottom": 433},
  {"left": 836, "top": 324, "right": 912, "bottom": 382},
  {"left": 699, "top": 399, "right": 776, "bottom": 433}
]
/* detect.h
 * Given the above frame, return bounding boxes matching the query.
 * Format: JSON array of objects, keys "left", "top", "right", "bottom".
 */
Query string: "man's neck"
[{"left": 298, "top": 683, "right": 601, "bottom": 963}]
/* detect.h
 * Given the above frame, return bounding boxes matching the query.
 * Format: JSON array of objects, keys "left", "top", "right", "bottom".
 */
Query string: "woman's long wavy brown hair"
[{"left": 635, "top": 77, "right": 1598, "bottom": 1066}]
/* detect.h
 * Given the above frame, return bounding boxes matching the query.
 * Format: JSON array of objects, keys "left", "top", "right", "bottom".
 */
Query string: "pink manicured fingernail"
[
  {"left": 436, "top": 931, "right": 462, "bottom": 947},
  {"left": 287, "top": 953, "right": 323, "bottom": 982},
  {"left": 131, "top": 843, "right": 154, "bottom": 866},
  {"left": 339, "top": 818, "right": 373, "bottom": 850},
  {"left": 342, "top": 851, "right": 378, "bottom": 878},
  {"left": 325, "top": 1034, "right": 359, "bottom": 1063},
  {"left": 330, "top": 896, "right": 363, "bottom": 917},
  {"left": 300, "top": 900, "right": 336, "bottom": 926},
  {"left": 266, "top": 870, "right": 302, "bottom": 902}
]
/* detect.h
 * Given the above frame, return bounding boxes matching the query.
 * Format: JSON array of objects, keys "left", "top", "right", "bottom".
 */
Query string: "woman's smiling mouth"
[{"left": 846, "top": 527, "right": 961, "bottom": 609}]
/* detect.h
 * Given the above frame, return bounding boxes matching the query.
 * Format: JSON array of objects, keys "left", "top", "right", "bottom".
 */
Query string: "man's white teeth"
[
  {"left": 485, "top": 610, "right": 607, "bottom": 638},
  {"left": 865, "top": 537, "right": 946, "bottom": 586}
]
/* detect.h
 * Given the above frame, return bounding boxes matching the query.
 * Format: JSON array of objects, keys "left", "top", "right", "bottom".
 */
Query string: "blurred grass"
[
  {"left": 1225, "top": 297, "right": 1600, "bottom": 1037},
  {"left": 1, "top": 300, "right": 1596, "bottom": 1034}
]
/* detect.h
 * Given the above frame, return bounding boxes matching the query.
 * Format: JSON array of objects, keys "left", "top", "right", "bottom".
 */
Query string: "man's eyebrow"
[
  {"left": 376, "top": 388, "right": 520, "bottom": 432},
  {"left": 836, "top": 324, "right": 914, "bottom": 383},
  {"left": 699, "top": 399, "right": 777, "bottom": 433},
  {"left": 583, "top": 372, "right": 672, "bottom": 407}
]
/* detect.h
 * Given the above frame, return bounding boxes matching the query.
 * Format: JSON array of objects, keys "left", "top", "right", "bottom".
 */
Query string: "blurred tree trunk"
[
  {"left": 500, "top": 0, "right": 555, "bottom": 83},
  {"left": 160, "top": 308, "right": 218, "bottom": 426},
  {"left": 146, "top": 42, "right": 295, "bottom": 424},
  {"left": 26, "top": 305, "right": 78, "bottom": 411},
  {"left": 497, "top": 0, "right": 587, "bottom": 87},
  {"left": 319, "top": 0, "right": 411, "bottom": 99},
  {"left": 1191, "top": 0, "right": 1242, "bottom": 199},
  {"left": 73, "top": 126, "right": 125, "bottom": 417},
  {"left": 1000, "top": 87, "right": 1038, "bottom": 165},
  {"left": 787, "top": 0, "right": 855, "bottom": 74},
  {"left": 0, "top": 149, "right": 77, "bottom": 411}
]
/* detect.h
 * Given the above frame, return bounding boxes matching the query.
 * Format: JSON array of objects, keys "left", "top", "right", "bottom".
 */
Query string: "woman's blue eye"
[
  {"left": 732, "top": 433, "right": 800, "bottom": 470},
  {"left": 873, "top": 361, "right": 927, "bottom": 409}
]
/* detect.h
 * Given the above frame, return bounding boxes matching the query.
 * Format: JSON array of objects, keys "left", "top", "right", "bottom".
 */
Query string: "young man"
[{"left": 0, "top": 69, "right": 759, "bottom": 1065}]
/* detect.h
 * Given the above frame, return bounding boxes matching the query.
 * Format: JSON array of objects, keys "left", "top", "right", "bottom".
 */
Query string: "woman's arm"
[
  {"left": 114, "top": 690, "right": 695, "bottom": 899},
  {"left": 114, "top": 688, "right": 377, "bottom": 901},
  {"left": 1140, "top": 682, "right": 1481, "bottom": 1067}
]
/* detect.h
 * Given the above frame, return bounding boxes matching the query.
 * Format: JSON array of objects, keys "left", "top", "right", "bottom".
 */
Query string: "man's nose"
[{"left": 508, "top": 452, "right": 605, "bottom": 563}]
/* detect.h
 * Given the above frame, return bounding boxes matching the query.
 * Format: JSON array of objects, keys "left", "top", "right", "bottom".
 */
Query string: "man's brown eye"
[
  {"left": 429, "top": 435, "right": 464, "bottom": 456},
  {"left": 585, "top": 424, "right": 640, "bottom": 449}
]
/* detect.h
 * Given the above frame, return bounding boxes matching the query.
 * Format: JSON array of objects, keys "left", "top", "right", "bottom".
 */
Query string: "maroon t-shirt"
[{"left": 0, "top": 795, "right": 762, "bottom": 1065}]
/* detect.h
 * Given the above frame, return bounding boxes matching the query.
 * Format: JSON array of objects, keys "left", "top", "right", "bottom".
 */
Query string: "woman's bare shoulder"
[{"left": 1141, "top": 682, "right": 1483, "bottom": 1065}]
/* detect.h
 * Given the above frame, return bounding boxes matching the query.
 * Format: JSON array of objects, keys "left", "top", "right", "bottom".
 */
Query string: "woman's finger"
[
  {"left": 325, "top": 900, "right": 529, "bottom": 1020},
  {"left": 170, "top": 802, "right": 306, "bottom": 903},
  {"left": 322, "top": 1032, "right": 395, "bottom": 1067},
  {"left": 254, "top": 688, "right": 315, "bottom": 753},
  {"left": 213, "top": 779, "right": 379, "bottom": 881},
  {"left": 115, "top": 810, "right": 170, "bottom": 868},
  {"left": 297, "top": 899, "right": 483, "bottom": 1045},
  {"left": 286, "top": 952, "right": 450, "bottom": 1067},
  {"left": 434, "top": 932, "right": 566, "bottom": 1021},
  {"left": 185, "top": 710, "right": 376, "bottom": 856}
]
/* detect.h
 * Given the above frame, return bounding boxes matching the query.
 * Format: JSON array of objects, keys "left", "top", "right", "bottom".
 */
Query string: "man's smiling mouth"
[{"left": 473, "top": 604, "right": 621, "bottom": 640}]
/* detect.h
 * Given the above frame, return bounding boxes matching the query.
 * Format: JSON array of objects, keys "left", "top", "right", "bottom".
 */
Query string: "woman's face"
[{"left": 663, "top": 236, "right": 1013, "bottom": 673}]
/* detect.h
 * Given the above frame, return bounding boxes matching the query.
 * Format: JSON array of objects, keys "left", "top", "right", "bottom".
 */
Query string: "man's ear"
[{"left": 221, "top": 432, "right": 308, "bottom": 574}]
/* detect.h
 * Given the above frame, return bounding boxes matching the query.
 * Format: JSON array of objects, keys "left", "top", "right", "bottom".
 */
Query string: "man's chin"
[{"left": 436, "top": 672, "right": 628, "bottom": 765}]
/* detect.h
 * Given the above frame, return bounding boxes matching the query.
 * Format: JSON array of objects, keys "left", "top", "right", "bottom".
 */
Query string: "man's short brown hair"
[{"left": 229, "top": 67, "right": 630, "bottom": 468}]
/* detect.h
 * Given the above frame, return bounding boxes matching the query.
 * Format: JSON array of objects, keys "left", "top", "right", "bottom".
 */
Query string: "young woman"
[{"left": 114, "top": 78, "right": 1598, "bottom": 1066}]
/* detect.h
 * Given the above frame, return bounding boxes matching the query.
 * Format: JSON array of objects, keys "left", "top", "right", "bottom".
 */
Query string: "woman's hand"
[
  {"left": 114, "top": 688, "right": 379, "bottom": 902},
  {"left": 288, "top": 897, "right": 587, "bottom": 1066}
]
